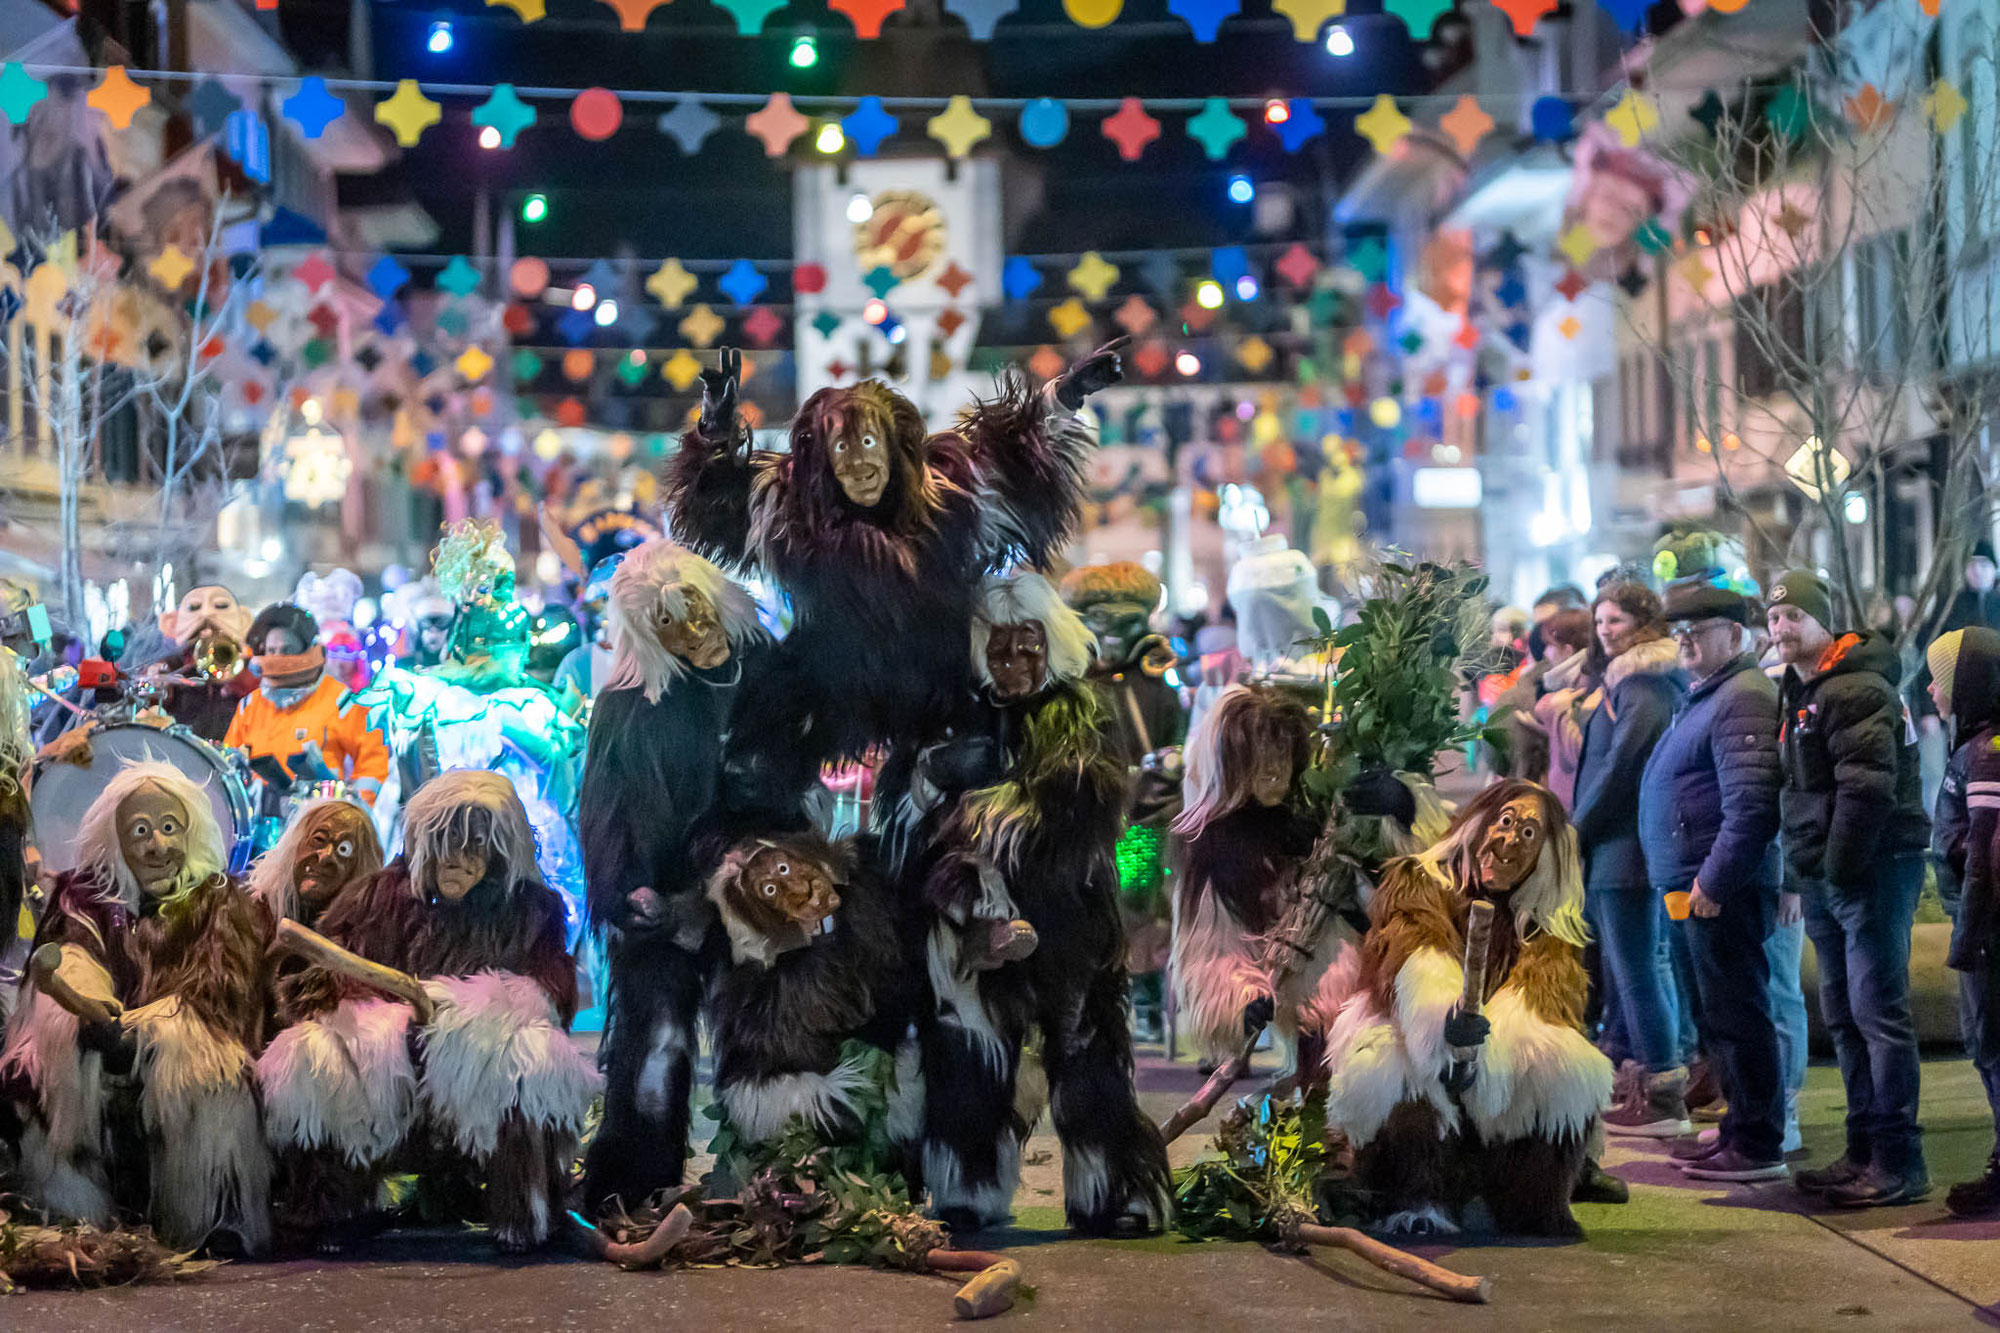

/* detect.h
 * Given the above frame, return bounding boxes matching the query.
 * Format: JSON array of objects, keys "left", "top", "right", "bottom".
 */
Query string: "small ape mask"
[
  {"left": 1474, "top": 795, "right": 1544, "bottom": 895},
  {"left": 656, "top": 584, "right": 731, "bottom": 670},
  {"left": 1060, "top": 562, "right": 1163, "bottom": 670},
  {"left": 118, "top": 782, "right": 192, "bottom": 898},
  {"left": 983, "top": 622, "right": 1048, "bottom": 702},
  {"left": 293, "top": 802, "right": 381, "bottom": 912},
  {"left": 706, "top": 834, "right": 851, "bottom": 967},
  {"left": 402, "top": 770, "right": 543, "bottom": 909},
  {"left": 829, "top": 405, "right": 891, "bottom": 508}
]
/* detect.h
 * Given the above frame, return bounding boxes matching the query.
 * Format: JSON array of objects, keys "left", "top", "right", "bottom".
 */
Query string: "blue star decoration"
[
  {"left": 718, "top": 259, "right": 768, "bottom": 305},
  {"left": 1018, "top": 98, "right": 1068, "bottom": 148},
  {"left": 811, "top": 310, "right": 844, "bottom": 338},
  {"left": 185, "top": 77, "right": 241, "bottom": 137},
  {"left": 558, "top": 308, "right": 595, "bottom": 345},
  {"left": 473, "top": 84, "right": 538, "bottom": 150},
  {"left": 1597, "top": 0, "right": 1649, "bottom": 31},
  {"left": 1169, "top": 0, "right": 1238, "bottom": 43},
  {"left": 0, "top": 62, "right": 47, "bottom": 126},
  {"left": 366, "top": 256, "right": 411, "bottom": 300},
  {"left": 437, "top": 255, "right": 483, "bottom": 297},
  {"left": 1211, "top": 246, "right": 1249, "bottom": 286},
  {"left": 579, "top": 258, "right": 619, "bottom": 297},
  {"left": 1482, "top": 231, "right": 1528, "bottom": 270},
  {"left": 1002, "top": 256, "right": 1042, "bottom": 302},
  {"left": 1274, "top": 99, "right": 1325, "bottom": 152},
  {"left": 1140, "top": 252, "right": 1180, "bottom": 298},
  {"left": 862, "top": 265, "right": 901, "bottom": 299},
  {"left": 224, "top": 109, "right": 269, "bottom": 183},
  {"left": 1530, "top": 95, "right": 1573, "bottom": 142},
  {"left": 945, "top": 0, "right": 1018, "bottom": 39},
  {"left": 657, "top": 97, "right": 721, "bottom": 153},
  {"left": 842, "top": 96, "right": 899, "bottom": 156},
  {"left": 282, "top": 76, "right": 345, "bottom": 139},
  {"left": 373, "top": 301, "right": 405, "bottom": 337},
  {"left": 1494, "top": 273, "right": 1527, "bottom": 307}
]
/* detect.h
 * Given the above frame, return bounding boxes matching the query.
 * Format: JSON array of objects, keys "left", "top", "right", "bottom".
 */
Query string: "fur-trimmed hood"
[
  {"left": 1540, "top": 648, "right": 1589, "bottom": 694},
  {"left": 1604, "top": 634, "right": 1681, "bottom": 692}
]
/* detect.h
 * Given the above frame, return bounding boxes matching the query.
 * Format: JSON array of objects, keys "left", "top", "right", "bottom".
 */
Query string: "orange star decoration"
[
  {"left": 148, "top": 244, "right": 196, "bottom": 291},
  {"left": 1437, "top": 94, "right": 1492, "bottom": 157},
  {"left": 1917, "top": 0, "right": 1939, "bottom": 15},
  {"left": 1028, "top": 344, "right": 1068, "bottom": 380},
  {"left": 375, "top": 79, "right": 441, "bottom": 147},
  {"left": 456, "top": 345, "right": 494, "bottom": 382},
  {"left": 1604, "top": 90, "right": 1659, "bottom": 147},
  {"left": 563, "top": 349, "right": 596, "bottom": 382},
  {"left": 598, "top": 0, "right": 670, "bottom": 29},
  {"left": 245, "top": 300, "right": 277, "bottom": 333},
  {"left": 1556, "top": 222, "right": 1600, "bottom": 269},
  {"left": 926, "top": 95, "right": 991, "bottom": 158},
  {"left": 1844, "top": 83, "right": 1894, "bottom": 134},
  {"left": 1557, "top": 314, "right": 1581, "bottom": 340},
  {"left": 1273, "top": 0, "right": 1345, "bottom": 42},
  {"left": 1235, "top": 335, "right": 1274, "bottom": 374},
  {"left": 1453, "top": 319, "right": 1480, "bottom": 351},
  {"left": 1114, "top": 293, "right": 1156, "bottom": 336},
  {"left": 680, "top": 303, "right": 725, "bottom": 347},
  {"left": 1677, "top": 250, "right": 1715, "bottom": 295},
  {"left": 646, "top": 259, "right": 699, "bottom": 308},
  {"left": 487, "top": 0, "right": 546, "bottom": 21},
  {"left": 1067, "top": 251, "right": 1120, "bottom": 301},
  {"left": 1925, "top": 78, "right": 1967, "bottom": 133},
  {"left": 1048, "top": 297, "right": 1093, "bottom": 340},
  {"left": 745, "top": 92, "right": 810, "bottom": 156},
  {"left": 1492, "top": 0, "right": 1557, "bottom": 37},
  {"left": 88, "top": 65, "right": 150, "bottom": 130},
  {"left": 662, "top": 348, "right": 704, "bottom": 391},
  {"left": 1772, "top": 200, "right": 1812, "bottom": 241},
  {"left": 1354, "top": 94, "right": 1412, "bottom": 156}
]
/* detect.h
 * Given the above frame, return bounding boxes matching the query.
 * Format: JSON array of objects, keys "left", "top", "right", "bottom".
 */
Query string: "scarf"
[{"left": 254, "top": 643, "right": 326, "bottom": 693}]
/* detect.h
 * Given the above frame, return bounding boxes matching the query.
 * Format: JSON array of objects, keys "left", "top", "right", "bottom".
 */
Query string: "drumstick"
[
  {"left": 271, "top": 920, "right": 436, "bottom": 1024},
  {"left": 28, "top": 945, "right": 124, "bottom": 1027}
]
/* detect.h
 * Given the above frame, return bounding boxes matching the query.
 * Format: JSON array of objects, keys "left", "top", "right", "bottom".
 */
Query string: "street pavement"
[{"left": 10, "top": 1047, "right": 1998, "bottom": 1331}]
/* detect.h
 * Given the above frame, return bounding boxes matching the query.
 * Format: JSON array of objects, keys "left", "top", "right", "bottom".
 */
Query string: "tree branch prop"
[
  {"left": 1279, "top": 1216, "right": 1491, "bottom": 1304},
  {"left": 268, "top": 919, "right": 436, "bottom": 1023},
  {"left": 27, "top": 944, "right": 122, "bottom": 1027}
]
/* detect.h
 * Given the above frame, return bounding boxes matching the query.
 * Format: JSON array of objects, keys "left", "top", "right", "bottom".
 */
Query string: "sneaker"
[
  {"left": 1604, "top": 1067, "right": 1692, "bottom": 1138},
  {"left": 1945, "top": 1154, "right": 2000, "bottom": 1219},
  {"left": 1823, "top": 1163, "right": 1931, "bottom": 1209},
  {"left": 1681, "top": 1147, "right": 1790, "bottom": 1182},
  {"left": 1670, "top": 1129, "right": 1724, "bottom": 1161},
  {"left": 1793, "top": 1155, "right": 1868, "bottom": 1196}
]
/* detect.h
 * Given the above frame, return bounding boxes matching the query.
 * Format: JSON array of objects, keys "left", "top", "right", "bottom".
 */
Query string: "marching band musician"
[
  {"left": 151, "top": 584, "right": 258, "bottom": 744},
  {"left": 225, "top": 604, "right": 390, "bottom": 810}
]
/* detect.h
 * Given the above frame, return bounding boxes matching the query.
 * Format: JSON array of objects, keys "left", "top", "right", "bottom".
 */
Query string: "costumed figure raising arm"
[
  {"left": 579, "top": 539, "right": 769, "bottom": 1214},
  {"left": 0, "top": 762, "right": 274, "bottom": 1253},
  {"left": 258, "top": 771, "right": 597, "bottom": 1253},
  {"left": 662, "top": 347, "right": 762, "bottom": 568}
]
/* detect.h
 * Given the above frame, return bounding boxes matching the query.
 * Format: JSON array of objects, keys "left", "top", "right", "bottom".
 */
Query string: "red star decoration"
[
  {"left": 597, "top": 0, "right": 670, "bottom": 29},
  {"left": 1421, "top": 370, "right": 1450, "bottom": 396},
  {"left": 292, "top": 253, "right": 335, "bottom": 293},
  {"left": 557, "top": 398, "right": 588, "bottom": 427},
  {"left": 1492, "top": 0, "right": 1557, "bottom": 37},
  {"left": 1028, "top": 344, "right": 1066, "bottom": 381},
  {"left": 1274, "top": 243, "right": 1319, "bottom": 289},
  {"left": 308, "top": 305, "right": 340, "bottom": 338},
  {"left": 1344, "top": 382, "right": 1368, "bottom": 408},
  {"left": 1101, "top": 98, "right": 1162, "bottom": 162},
  {"left": 1114, "top": 294, "right": 1157, "bottom": 337},
  {"left": 1364, "top": 283, "right": 1401, "bottom": 319},
  {"left": 1554, "top": 268, "right": 1588, "bottom": 302},
  {"left": 935, "top": 261, "right": 974, "bottom": 298},
  {"left": 241, "top": 379, "right": 266, "bottom": 405},
  {"left": 503, "top": 303, "right": 535, "bottom": 336},
  {"left": 936, "top": 307, "right": 967, "bottom": 337},
  {"left": 742, "top": 305, "right": 783, "bottom": 348},
  {"left": 1180, "top": 300, "right": 1216, "bottom": 332},
  {"left": 793, "top": 262, "right": 828, "bottom": 294},
  {"left": 1343, "top": 329, "right": 1375, "bottom": 358},
  {"left": 830, "top": 0, "right": 905, "bottom": 37},
  {"left": 1452, "top": 319, "right": 1480, "bottom": 351},
  {"left": 825, "top": 359, "right": 851, "bottom": 380},
  {"left": 1133, "top": 341, "right": 1170, "bottom": 378},
  {"left": 200, "top": 336, "right": 225, "bottom": 363}
]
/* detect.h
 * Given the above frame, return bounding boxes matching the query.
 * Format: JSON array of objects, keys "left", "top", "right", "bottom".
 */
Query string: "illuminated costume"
[
  {"left": 0, "top": 763, "right": 273, "bottom": 1252},
  {"left": 1, "top": 644, "right": 32, "bottom": 1002},
  {"left": 224, "top": 603, "right": 389, "bottom": 808},
  {"left": 578, "top": 540, "right": 770, "bottom": 1212},
  {"left": 257, "top": 771, "right": 596, "bottom": 1252},
  {"left": 1325, "top": 781, "right": 1613, "bottom": 1237},
  {"left": 911, "top": 573, "right": 1171, "bottom": 1235}
]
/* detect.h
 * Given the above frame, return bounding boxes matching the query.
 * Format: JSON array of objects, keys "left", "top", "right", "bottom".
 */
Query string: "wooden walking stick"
[
  {"left": 1278, "top": 1214, "right": 1492, "bottom": 1304},
  {"left": 1449, "top": 900, "right": 1497, "bottom": 1083},
  {"left": 28, "top": 945, "right": 122, "bottom": 1026},
  {"left": 269, "top": 919, "right": 436, "bottom": 1023}
]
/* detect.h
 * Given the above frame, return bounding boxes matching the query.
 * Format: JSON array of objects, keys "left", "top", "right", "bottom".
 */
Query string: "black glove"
[
  {"left": 918, "top": 735, "right": 1004, "bottom": 794},
  {"left": 1241, "top": 994, "right": 1275, "bottom": 1039},
  {"left": 698, "top": 346, "right": 742, "bottom": 438},
  {"left": 1054, "top": 336, "right": 1128, "bottom": 412},
  {"left": 1341, "top": 766, "right": 1417, "bottom": 829},
  {"left": 1445, "top": 1060, "right": 1477, "bottom": 1096},
  {"left": 1442, "top": 1007, "right": 1489, "bottom": 1049}
]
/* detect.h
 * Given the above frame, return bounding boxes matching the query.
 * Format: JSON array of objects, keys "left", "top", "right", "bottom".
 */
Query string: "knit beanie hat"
[
  {"left": 1929, "top": 629, "right": 1968, "bottom": 719},
  {"left": 1768, "top": 570, "right": 1834, "bottom": 633}
]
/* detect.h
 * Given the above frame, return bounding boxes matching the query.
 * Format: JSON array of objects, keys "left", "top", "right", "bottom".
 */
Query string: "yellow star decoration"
[
  {"left": 374, "top": 80, "right": 441, "bottom": 147},
  {"left": 1604, "top": 90, "right": 1659, "bottom": 148},
  {"left": 148, "top": 244, "right": 195, "bottom": 290},
  {"left": 680, "top": 303, "right": 725, "bottom": 347},
  {"left": 487, "top": 0, "right": 546, "bottom": 21},
  {"left": 1678, "top": 249, "right": 1715, "bottom": 294},
  {"left": 647, "top": 258, "right": 699, "bottom": 309},
  {"left": 1067, "top": 251, "right": 1120, "bottom": 302},
  {"left": 456, "top": 345, "right": 494, "bottom": 382},
  {"left": 24, "top": 264, "right": 68, "bottom": 329},
  {"left": 663, "top": 348, "right": 704, "bottom": 391},
  {"left": 0, "top": 217, "right": 12, "bottom": 261},
  {"left": 1234, "top": 335, "right": 1274, "bottom": 374},
  {"left": 1273, "top": 0, "right": 1344, "bottom": 42},
  {"left": 1048, "top": 297, "right": 1093, "bottom": 340},
  {"left": 1926, "top": 78, "right": 1968, "bottom": 133},
  {"left": 926, "top": 95, "right": 992, "bottom": 159},
  {"left": 1354, "top": 94, "right": 1412, "bottom": 156},
  {"left": 88, "top": 65, "right": 151, "bottom": 130},
  {"left": 1557, "top": 314, "right": 1581, "bottom": 340},
  {"left": 1772, "top": 200, "right": 1812, "bottom": 241},
  {"left": 245, "top": 300, "right": 277, "bottom": 332},
  {"left": 331, "top": 387, "right": 361, "bottom": 419},
  {"left": 1556, "top": 222, "right": 1600, "bottom": 269}
]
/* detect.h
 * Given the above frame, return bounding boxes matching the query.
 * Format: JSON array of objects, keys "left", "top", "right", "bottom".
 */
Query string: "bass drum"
[{"left": 29, "top": 723, "right": 255, "bottom": 876}]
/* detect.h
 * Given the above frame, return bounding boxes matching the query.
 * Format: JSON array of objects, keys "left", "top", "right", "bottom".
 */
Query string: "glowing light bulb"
[
  {"left": 816, "top": 122, "right": 845, "bottom": 154},
  {"left": 1227, "top": 174, "right": 1255, "bottom": 204},
  {"left": 862, "top": 298, "right": 888, "bottom": 325},
  {"left": 594, "top": 298, "right": 619, "bottom": 326},
  {"left": 572, "top": 283, "right": 597, "bottom": 312},
  {"left": 1235, "top": 274, "right": 1259, "bottom": 300},
  {"left": 520, "top": 194, "right": 549, "bottom": 223},
  {"left": 1195, "top": 280, "right": 1224, "bottom": 310},
  {"left": 846, "top": 192, "right": 874, "bottom": 224},
  {"left": 426, "top": 20, "right": 453, "bottom": 53},
  {"left": 1175, "top": 351, "right": 1201, "bottom": 376},
  {"left": 790, "top": 34, "right": 818, "bottom": 68},
  {"left": 1369, "top": 397, "right": 1401, "bottom": 429},
  {"left": 478, "top": 125, "right": 501, "bottom": 150},
  {"left": 1324, "top": 23, "right": 1354, "bottom": 56},
  {"left": 1264, "top": 99, "right": 1290, "bottom": 125}
]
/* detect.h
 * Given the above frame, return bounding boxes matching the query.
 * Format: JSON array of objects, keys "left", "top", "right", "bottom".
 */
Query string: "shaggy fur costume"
[{"left": 1323, "top": 781, "right": 1613, "bottom": 1238}]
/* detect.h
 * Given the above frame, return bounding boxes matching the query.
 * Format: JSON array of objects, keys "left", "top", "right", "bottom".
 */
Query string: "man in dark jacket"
[
  {"left": 1769, "top": 570, "right": 1931, "bottom": 1207},
  {"left": 1923, "top": 626, "right": 2000, "bottom": 1217},
  {"left": 1638, "top": 582, "right": 1786, "bottom": 1181}
]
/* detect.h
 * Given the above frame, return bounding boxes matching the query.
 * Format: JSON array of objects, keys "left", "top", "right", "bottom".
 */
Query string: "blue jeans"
[
  {"left": 1801, "top": 854, "right": 1926, "bottom": 1173},
  {"left": 1948, "top": 894, "right": 2000, "bottom": 1143},
  {"left": 1589, "top": 887, "right": 1680, "bottom": 1072},
  {"left": 1666, "top": 921, "right": 1701, "bottom": 1066},
  {"left": 1766, "top": 918, "right": 1809, "bottom": 1095}
]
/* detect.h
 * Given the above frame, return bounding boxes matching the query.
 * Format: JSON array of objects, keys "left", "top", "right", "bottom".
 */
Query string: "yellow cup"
[{"left": 1663, "top": 890, "right": 1692, "bottom": 921}]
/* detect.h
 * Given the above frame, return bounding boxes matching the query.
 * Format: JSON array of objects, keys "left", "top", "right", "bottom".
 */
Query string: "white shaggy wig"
[
  {"left": 1174, "top": 684, "right": 1313, "bottom": 837},
  {"left": 402, "top": 770, "right": 544, "bottom": 899},
  {"left": 245, "top": 797, "right": 382, "bottom": 923},
  {"left": 601, "top": 538, "right": 766, "bottom": 704},
  {"left": 969, "top": 572, "right": 1097, "bottom": 690},
  {"left": 71, "top": 760, "right": 228, "bottom": 909}
]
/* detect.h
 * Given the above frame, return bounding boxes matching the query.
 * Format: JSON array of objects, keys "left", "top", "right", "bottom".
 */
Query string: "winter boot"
[
  {"left": 1946, "top": 1153, "right": 2000, "bottom": 1219},
  {"left": 1604, "top": 1067, "right": 1691, "bottom": 1138}
]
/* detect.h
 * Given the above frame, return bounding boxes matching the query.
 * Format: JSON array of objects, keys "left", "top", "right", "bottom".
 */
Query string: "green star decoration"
[
  {"left": 715, "top": 0, "right": 789, "bottom": 31},
  {"left": 1764, "top": 85, "right": 1815, "bottom": 143},
  {"left": 472, "top": 84, "right": 538, "bottom": 149},
  {"left": 812, "top": 310, "right": 844, "bottom": 338},
  {"left": 0, "top": 62, "right": 48, "bottom": 125},
  {"left": 512, "top": 349, "right": 544, "bottom": 381},
  {"left": 616, "top": 353, "right": 649, "bottom": 387},
  {"left": 1185, "top": 97, "right": 1246, "bottom": 161},
  {"left": 1347, "top": 237, "right": 1388, "bottom": 284},
  {"left": 1633, "top": 218, "right": 1672, "bottom": 256},
  {"left": 1383, "top": 0, "right": 1455, "bottom": 40},
  {"left": 862, "top": 266, "right": 900, "bottom": 299},
  {"left": 1398, "top": 329, "right": 1424, "bottom": 355},
  {"left": 437, "top": 255, "right": 483, "bottom": 297}
]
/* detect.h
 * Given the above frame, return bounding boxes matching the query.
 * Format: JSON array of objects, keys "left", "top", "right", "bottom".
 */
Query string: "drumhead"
[{"left": 29, "top": 723, "right": 253, "bottom": 876}]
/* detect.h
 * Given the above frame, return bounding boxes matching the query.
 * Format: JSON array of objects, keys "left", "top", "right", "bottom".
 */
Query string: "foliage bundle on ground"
[
  {"left": 1172, "top": 1091, "right": 1339, "bottom": 1244},
  {"left": 0, "top": 1208, "right": 219, "bottom": 1293}
]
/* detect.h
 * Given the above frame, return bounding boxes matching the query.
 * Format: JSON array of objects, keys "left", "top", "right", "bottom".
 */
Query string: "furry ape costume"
[
  {"left": 578, "top": 539, "right": 770, "bottom": 1213},
  {"left": 913, "top": 573, "right": 1171, "bottom": 1236},
  {"left": 1324, "top": 780, "right": 1613, "bottom": 1237},
  {"left": 257, "top": 771, "right": 598, "bottom": 1252},
  {"left": 0, "top": 762, "right": 274, "bottom": 1252},
  {"left": 663, "top": 346, "right": 1115, "bottom": 816}
]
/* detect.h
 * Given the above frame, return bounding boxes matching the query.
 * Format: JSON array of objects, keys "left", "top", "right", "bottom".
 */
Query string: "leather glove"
[
  {"left": 1241, "top": 993, "right": 1275, "bottom": 1039},
  {"left": 698, "top": 347, "right": 742, "bottom": 438},
  {"left": 917, "top": 735, "right": 1004, "bottom": 794},
  {"left": 1054, "top": 336, "right": 1128, "bottom": 412},
  {"left": 1342, "top": 766, "right": 1417, "bottom": 828},
  {"left": 1442, "top": 1007, "right": 1490, "bottom": 1049}
]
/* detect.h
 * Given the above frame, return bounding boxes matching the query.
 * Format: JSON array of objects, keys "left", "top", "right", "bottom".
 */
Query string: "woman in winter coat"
[
  {"left": 1525, "top": 608, "right": 1598, "bottom": 807},
  {"left": 1570, "top": 581, "right": 1689, "bottom": 1136}
]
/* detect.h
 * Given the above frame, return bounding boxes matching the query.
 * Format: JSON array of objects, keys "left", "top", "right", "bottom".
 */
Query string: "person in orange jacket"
[{"left": 225, "top": 603, "right": 388, "bottom": 807}]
